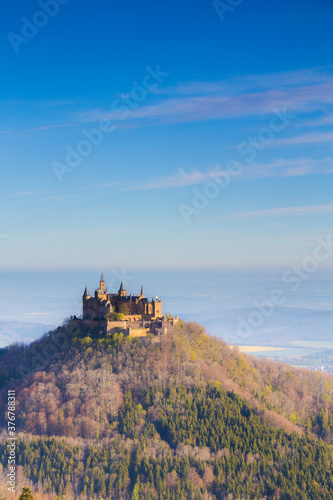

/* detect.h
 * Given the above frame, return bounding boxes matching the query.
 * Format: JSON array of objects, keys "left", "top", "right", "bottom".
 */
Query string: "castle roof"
[
  {"left": 100, "top": 272, "right": 105, "bottom": 282},
  {"left": 83, "top": 286, "right": 90, "bottom": 297},
  {"left": 118, "top": 281, "right": 126, "bottom": 293}
]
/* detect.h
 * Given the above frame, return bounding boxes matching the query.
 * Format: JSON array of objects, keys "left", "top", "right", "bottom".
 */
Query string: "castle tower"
[
  {"left": 100, "top": 273, "right": 106, "bottom": 291},
  {"left": 140, "top": 285, "right": 144, "bottom": 298},
  {"left": 118, "top": 281, "right": 127, "bottom": 297},
  {"left": 153, "top": 295, "right": 162, "bottom": 318},
  {"left": 96, "top": 273, "right": 108, "bottom": 300},
  {"left": 83, "top": 285, "right": 91, "bottom": 299}
]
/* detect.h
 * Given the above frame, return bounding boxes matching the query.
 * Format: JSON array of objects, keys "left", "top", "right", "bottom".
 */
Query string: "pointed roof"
[
  {"left": 140, "top": 285, "right": 144, "bottom": 296},
  {"left": 100, "top": 272, "right": 105, "bottom": 282},
  {"left": 83, "top": 285, "right": 90, "bottom": 297},
  {"left": 118, "top": 281, "right": 126, "bottom": 293}
]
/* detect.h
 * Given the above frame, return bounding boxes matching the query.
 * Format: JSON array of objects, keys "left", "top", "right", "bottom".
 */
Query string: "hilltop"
[{"left": 0, "top": 319, "right": 333, "bottom": 499}]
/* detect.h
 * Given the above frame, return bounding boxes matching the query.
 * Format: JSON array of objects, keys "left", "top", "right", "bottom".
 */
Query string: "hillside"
[{"left": 0, "top": 320, "right": 333, "bottom": 499}]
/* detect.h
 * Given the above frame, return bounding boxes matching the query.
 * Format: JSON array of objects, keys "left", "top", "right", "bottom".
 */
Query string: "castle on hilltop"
[{"left": 73, "top": 274, "right": 178, "bottom": 337}]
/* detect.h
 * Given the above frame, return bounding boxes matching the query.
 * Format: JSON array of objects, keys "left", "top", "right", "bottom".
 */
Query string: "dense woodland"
[{"left": 0, "top": 320, "right": 333, "bottom": 499}]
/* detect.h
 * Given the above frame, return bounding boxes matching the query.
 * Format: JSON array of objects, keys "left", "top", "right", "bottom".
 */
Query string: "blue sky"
[{"left": 1, "top": 0, "right": 333, "bottom": 270}]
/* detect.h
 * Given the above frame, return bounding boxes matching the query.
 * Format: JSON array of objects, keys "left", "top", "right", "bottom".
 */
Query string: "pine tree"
[
  {"left": 131, "top": 475, "right": 140, "bottom": 500},
  {"left": 18, "top": 487, "right": 34, "bottom": 500}
]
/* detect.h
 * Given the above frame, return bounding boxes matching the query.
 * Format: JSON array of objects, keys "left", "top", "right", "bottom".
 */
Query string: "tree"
[
  {"left": 18, "top": 488, "right": 34, "bottom": 500},
  {"left": 118, "top": 303, "right": 130, "bottom": 315},
  {"left": 131, "top": 476, "right": 140, "bottom": 500},
  {"left": 80, "top": 336, "right": 92, "bottom": 347}
]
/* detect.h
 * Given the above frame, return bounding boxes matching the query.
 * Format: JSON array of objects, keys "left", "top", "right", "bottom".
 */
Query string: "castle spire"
[
  {"left": 118, "top": 281, "right": 126, "bottom": 297},
  {"left": 140, "top": 285, "right": 144, "bottom": 297},
  {"left": 83, "top": 285, "right": 90, "bottom": 298},
  {"left": 100, "top": 273, "right": 106, "bottom": 291}
]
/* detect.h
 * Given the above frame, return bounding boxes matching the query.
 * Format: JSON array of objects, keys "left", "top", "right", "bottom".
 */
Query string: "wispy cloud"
[
  {"left": 32, "top": 123, "right": 75, "bottom": 131},
  {"left": 81, "top": 181, "right": 121, "bottom": 190},
  {"left": 230, "top": 204, "right": 333, "bottom": 219},
  {"left": 78, "top": 67, "right": 333, "bottom": 128},
  {"left": 127, "top": 156, "right": 333, "bottom": 191},
  {"left": 8, "top": 67, "right": 333, "bottom": 135},
  {"left": 243, "top": 156, "right": 333, "bottom": 178},
  {"left": 9, "top": 190, "right": 56, "bottom": 198},
  {"left": 275, "top": 131, "right": 333, "bottom": 146},
  {"left": 157, "top": 66, "right": 333, "bottom": 97},
  {"left": 43, "top": 195, "right": 80, "bottom": 202},
  {"left": 1, "top": 99, "right": 75, "bottom": 109},
  {"left": 301, "top": 113, "right": 333, "bottom": 127},
  {"left": 8, "top": 191, "right": 81, "bottom": 203},
  {"left": 126, "top": 167, "right": 223, "bottom": 190},
  {"left": 36, "top": 222, "right": 177, "bottom": 241}
]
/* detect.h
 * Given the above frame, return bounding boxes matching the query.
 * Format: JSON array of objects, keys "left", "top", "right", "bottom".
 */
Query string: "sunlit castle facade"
[
  {"left": 83, "top": 273, "right": 162, "bottom": 321},
  {"left": 73, "top": 274, "right": 177, "bottom": 337}
]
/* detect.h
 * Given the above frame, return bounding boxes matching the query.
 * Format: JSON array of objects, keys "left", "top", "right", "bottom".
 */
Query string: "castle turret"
[
  {"left": 140, "top": 285, "right": 144, "bottom": 298},
  {"left": 83, "top": 286, "right": 91, "bottom": 299},
  {"left": 82, "top": 286, "right": 91, "bottom": 320},
  {"left": 118, "top": 281, "right": 127, "bottom": 297}
]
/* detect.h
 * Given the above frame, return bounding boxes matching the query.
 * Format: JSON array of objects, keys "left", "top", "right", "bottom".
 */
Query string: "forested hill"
[{"left": 0, "top": 320, "right": 333, "bottom": 499}]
